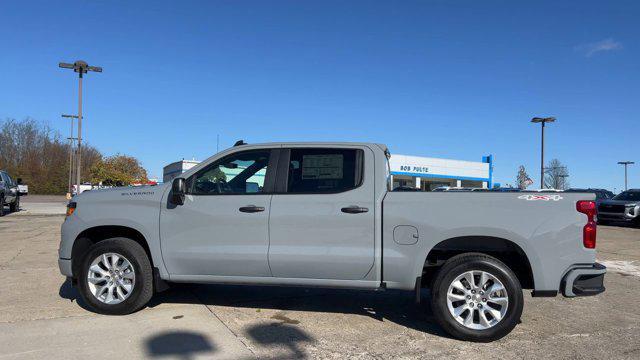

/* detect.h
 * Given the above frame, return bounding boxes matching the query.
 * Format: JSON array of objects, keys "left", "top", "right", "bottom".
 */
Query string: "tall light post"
[
  {"left": 531, "top": 117, "right": 556, "bottom": 188},
  {"left": 61, "top": 114, "right": 79, "bottom": 197},
  {"left": 59, "top": 60, "right": 102, "bottom": 194},
  {"left": 617, "top": 161, "right": 634, "bottom": 191}
]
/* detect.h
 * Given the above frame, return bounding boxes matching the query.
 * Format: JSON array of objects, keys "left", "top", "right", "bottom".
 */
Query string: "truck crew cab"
[{"left": 59, "top": 142, "right": 605, "bottom": 341}]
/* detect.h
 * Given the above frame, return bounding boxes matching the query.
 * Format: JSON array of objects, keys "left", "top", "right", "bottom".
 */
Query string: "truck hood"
[{"left": 73, "top": 184, "right": 169, "bottom": 205}]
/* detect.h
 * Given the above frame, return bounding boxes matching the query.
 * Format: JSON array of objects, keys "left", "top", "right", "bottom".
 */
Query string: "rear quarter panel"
[{"left": 383, "top": 192, "right": 596, "bottom": 291}]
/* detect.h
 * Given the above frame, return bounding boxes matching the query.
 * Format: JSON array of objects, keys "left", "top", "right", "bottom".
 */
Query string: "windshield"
[{"left": 612, "top": 191, "right": 640, "bottom": 201}]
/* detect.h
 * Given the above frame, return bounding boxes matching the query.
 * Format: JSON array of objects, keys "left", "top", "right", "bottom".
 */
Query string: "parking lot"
[{"left": 1, "top": 196, "right": 639, "bottom": 359}]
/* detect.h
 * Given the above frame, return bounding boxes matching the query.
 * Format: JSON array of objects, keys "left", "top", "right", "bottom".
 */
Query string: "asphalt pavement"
[{"left": 0, "top": 199, "right": 639, "bottom": 359}]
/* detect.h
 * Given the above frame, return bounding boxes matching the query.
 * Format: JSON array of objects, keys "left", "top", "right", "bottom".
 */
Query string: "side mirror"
[
  {"left": 17, "top": 178, "right": 23, "bottom": 185},
  {"left": 171, "top": 178, "right": 186, "bottom": 205}
]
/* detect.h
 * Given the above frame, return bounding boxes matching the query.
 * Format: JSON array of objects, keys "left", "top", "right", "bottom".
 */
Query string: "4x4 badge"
[{"left": 517, "top": 194, "right": 563, "bottom": 201}]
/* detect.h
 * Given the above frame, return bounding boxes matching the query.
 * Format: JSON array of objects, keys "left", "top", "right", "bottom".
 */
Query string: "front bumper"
[
  {"left": 598, "top": 209, "right": 638, "bottom": 222},
  {"left": 58, "top": 258, "right": 73, "bottom": 277},
  {"left": 561, "top": 263, "right": 606, "bottom": 297}
]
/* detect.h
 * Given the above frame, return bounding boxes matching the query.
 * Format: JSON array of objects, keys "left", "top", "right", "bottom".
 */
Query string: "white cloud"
[{"left": 575, "top": 38, "right": 623, "bottom": 57}]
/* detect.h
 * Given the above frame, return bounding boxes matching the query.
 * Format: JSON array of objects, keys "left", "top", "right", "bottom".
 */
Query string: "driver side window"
[{"left": 189, "top": 150, "right": 271, "bottom": 195}]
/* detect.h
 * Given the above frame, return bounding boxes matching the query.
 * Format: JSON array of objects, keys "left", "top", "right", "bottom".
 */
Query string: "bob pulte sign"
[{"left": 398, "top": 165, "right": 429, "bottom": 174}]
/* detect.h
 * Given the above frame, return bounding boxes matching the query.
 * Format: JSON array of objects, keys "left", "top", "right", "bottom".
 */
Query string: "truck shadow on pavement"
[
  {"left": 58, "top": 278, "right": 93, "bottom": 311},
  {"left": 146, "top": 330, "right": 216, "bottom": 359},
  {"left": 58, "top": 280, "right": 452, "bottom": 358},
  {"left": 149, "top": 283, "right": 452, "bottom": 340}
]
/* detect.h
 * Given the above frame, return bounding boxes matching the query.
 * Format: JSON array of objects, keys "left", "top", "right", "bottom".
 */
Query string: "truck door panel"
[
  {"left": 160, "top": 149, "right": 277, "bottom": 277},
  {"left": 268, "top": 147, "right": 375, "bottom": 280}
]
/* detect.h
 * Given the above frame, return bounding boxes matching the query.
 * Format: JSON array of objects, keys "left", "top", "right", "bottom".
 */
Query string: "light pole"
[
  {"left": 61, "top": 114, "right": 79, "bottom": 197},
  {"left": 531, "top": 117, "right": 556, "bottom": 188},
  {"left": 59, "top": 60, "right": 102, "bottom": 194},
  {"left": 617, "top": 161, "right": 634, "bottom": 191}
]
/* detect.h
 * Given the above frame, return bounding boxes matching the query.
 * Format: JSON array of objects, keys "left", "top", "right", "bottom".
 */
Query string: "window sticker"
[{"left": 302, "top": 154, "right": 343, "bottom": 179}]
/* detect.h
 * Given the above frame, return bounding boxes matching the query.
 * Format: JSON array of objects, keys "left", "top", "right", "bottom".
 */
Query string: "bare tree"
[
  {"left": 516, "top": 165, "right": 533, "bottom": 189},
  {"left": 544, "top": 159, "right": 569, "bottom": 190},
  {"left": 0, "top": 118, "right": 117, "bottom": 194}
]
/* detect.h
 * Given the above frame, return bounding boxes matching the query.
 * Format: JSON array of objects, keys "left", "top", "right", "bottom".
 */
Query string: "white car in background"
[{"left": 17, "top": 178, "right": 28, "bottom": 196}]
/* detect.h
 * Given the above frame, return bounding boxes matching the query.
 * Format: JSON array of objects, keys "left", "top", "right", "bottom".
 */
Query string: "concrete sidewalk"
[
  {"left": 0, "top": 215, "right": 254, "bottom": 360},
  {"left": 0, "top": 304, "right": 254, "bottom": 359},
  {"left": 12, "top": 195, "right": 68, "bottom": 216}
]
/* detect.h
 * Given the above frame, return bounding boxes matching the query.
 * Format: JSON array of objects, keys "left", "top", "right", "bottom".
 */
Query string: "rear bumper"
[{"left": 561, "top": 263, "right": 606, "bottom": 297}]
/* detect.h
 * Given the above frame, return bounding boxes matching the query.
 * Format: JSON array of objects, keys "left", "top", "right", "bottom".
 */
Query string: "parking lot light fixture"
[
  {"left": 531, "top": 117, "right": 556, "bottom": 189},
  {"left": 617, "top": 161, "right": 634, "bottom": 191},
  {"left": 59, "top": 61, "right": 102, "bottom": 194}
]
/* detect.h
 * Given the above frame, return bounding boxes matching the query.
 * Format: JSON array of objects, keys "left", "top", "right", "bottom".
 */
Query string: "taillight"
[{"left": 576, "top": 200, "right": 596, "bottom": 249}]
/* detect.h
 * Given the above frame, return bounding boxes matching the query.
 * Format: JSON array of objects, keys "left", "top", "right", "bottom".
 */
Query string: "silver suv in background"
[
  {"left": 0, "top": 170, "right": 20, "bottom": 216},
  {"left": 597, "top": 189, "right": 640, "bottom": 226}
]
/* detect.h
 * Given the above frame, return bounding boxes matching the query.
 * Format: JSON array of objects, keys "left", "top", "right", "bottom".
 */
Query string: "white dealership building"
[
  {"left": 389, "top": 154, "right": 494, "bottom": 191},
  {"left": 163, "top": 153, "right": 494, "bottom": 191}
]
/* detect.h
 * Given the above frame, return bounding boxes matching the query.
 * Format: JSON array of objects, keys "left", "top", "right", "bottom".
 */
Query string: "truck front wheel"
[
  {"left": 77, "top": 237, "right": 154, "bottom": 315},
  {"left": 430, "top": 253, "right": 523, "bottom": 342}
]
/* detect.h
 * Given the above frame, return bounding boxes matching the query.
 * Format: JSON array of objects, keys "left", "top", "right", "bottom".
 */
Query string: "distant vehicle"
[
  {"left": 432, "top": 186, "right": 473, "bottom": 192},
  {"left": 392, "top": 186, "right": 420, "bottom": 192},
  {"left": 59, "top": 141, "right": 605, "bottom": 342},
  {"left": 0, "top": 170, "right": 20, "bottom": 216},
  {"left": 564, "top": 188, "right": 613, "bottom": 207},
  {"left": 491, "top": 187, "right": 521, "bottom": 192},
  {"left": 17, "top": 178, "right": 28, "bottom": 196},
  {"left": 73, "top": 183, "right": 93, "bottom": 195},
  {"left": 533, "top": 188, "right": 563, "bottom": 192},
  {"left": 596, "top": 189, "right": 640, "bottom": 226}
]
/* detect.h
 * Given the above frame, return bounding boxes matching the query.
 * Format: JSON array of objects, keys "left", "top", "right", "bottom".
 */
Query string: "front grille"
[{"left": 598, "top": 204, "right": 625, "bottom": 213}]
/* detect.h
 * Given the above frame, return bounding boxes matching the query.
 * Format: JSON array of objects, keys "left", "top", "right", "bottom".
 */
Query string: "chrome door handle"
[
  {"left": 341, "top": 206, "right": 369, "bottom": 214},
  {"left": 239, "top": 205, "right": 265, "bottom": 213}
]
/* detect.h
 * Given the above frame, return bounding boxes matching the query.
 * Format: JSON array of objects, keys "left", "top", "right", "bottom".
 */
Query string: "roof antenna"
[{"left": 233, "top": 140, "right": 247, "bottom": 147}]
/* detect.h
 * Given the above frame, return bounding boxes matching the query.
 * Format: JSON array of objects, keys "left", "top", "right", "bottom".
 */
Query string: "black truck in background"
[{"left": 0, "top": 170, "right": 20, "bottom": 216}]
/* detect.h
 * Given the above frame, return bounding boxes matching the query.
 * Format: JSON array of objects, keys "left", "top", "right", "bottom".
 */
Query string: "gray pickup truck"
[{"left": 58, "top": 142, "right": 605, "bottom": 341}]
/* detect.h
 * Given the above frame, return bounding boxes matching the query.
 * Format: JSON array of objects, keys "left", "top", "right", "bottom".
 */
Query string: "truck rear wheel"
[
  {"left": 77, "top": 237, "right": 153, "bottom": 315},
  {"left": 430, "top": 253, "right": 523, "bottom": 342}
]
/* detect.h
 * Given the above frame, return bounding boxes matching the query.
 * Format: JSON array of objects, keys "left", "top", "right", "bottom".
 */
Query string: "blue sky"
[{"left": 1, "top": 0, "right": 638, "bottom": 190}]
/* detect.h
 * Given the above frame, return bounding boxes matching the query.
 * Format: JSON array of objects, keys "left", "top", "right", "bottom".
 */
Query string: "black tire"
[
  {"left": 597, "top": 219, "right": 609, "bottom": 226},
  {"left": 9, "top": 195, "right": 19, "bottom": 212},
  {"left": 77, "top": 237, "right": 153, "bottom": 315},
  {"left": 430, "top": 253, "right": 524, "bottom": 342},
  {"left": 0, "top": 195, "right": 5, "bottom": 217}
]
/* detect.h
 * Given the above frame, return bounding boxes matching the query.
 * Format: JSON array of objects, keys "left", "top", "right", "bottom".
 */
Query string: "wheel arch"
[
  {"left": 421, "top": 236, "right": 535, "bottom": 289},
  {"left": 71, "top": 225, "right": 153, "bottom": 278}
]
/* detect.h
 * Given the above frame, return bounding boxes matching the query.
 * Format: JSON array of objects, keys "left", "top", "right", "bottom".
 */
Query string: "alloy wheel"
[
  {"left": 87, "top": 252, "right": 136, "bottom": 305},
  {"left": 446, "top": 270, "right": 509, "bottom": 330}
]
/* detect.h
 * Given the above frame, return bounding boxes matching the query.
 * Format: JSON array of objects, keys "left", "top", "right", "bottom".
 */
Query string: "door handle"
[
  {"left": 239, "top": 205, "right": 265, "bottom": 213},
  {"left": 341, "top": 206, "right": 369, "bottom": 214}
]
